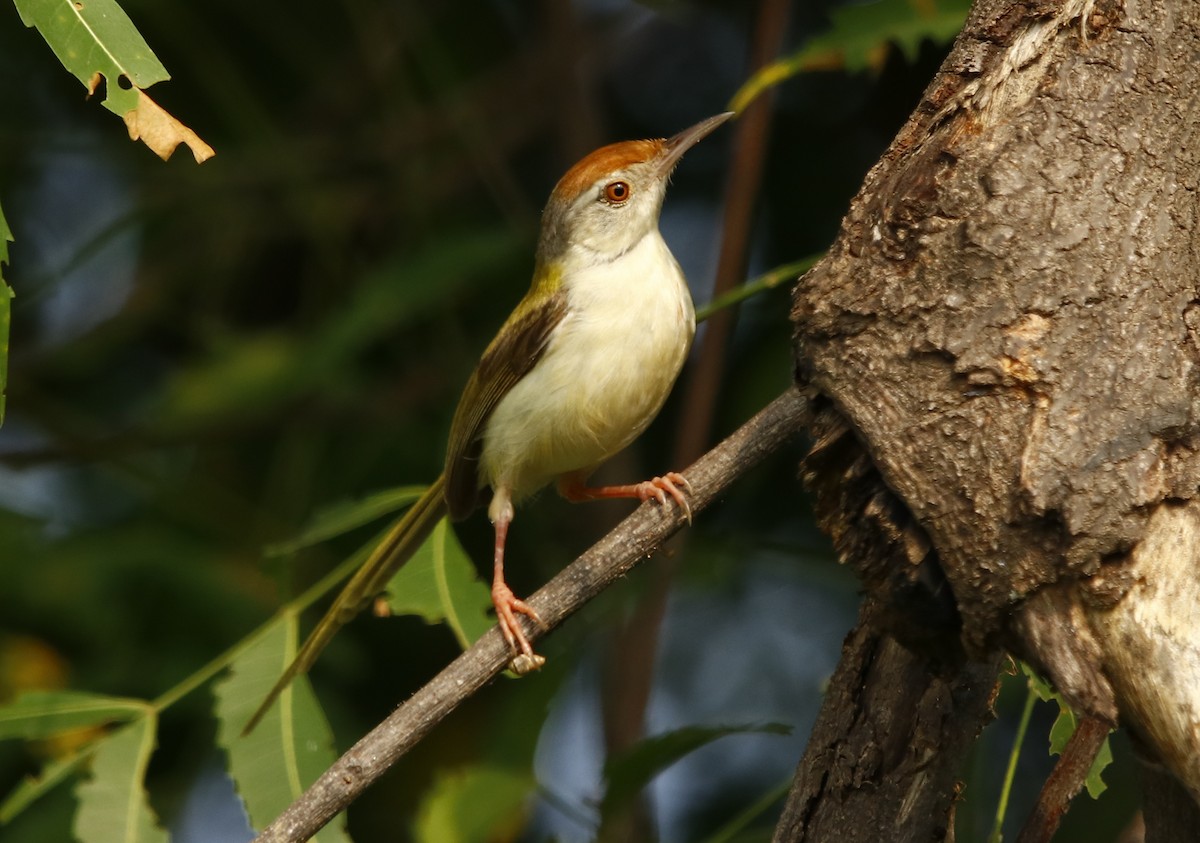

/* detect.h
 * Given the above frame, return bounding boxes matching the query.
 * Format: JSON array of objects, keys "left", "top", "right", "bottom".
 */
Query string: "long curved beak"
[{"left": 655, "top": 112, "right": 735, "bottom": 177}]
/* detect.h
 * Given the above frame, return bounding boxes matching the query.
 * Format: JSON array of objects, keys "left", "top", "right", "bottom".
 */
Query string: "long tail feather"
[{"left": 242, "top": 474, "right": 449, "bottom": 735}]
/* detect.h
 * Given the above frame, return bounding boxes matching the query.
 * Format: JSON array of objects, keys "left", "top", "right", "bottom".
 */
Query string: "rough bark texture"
[
  {"left": 773, "top": 602, "right": 1000, "bottom": 842},
  {"left": 788, "top": 0, "right": 1200, "bottom": 828}
]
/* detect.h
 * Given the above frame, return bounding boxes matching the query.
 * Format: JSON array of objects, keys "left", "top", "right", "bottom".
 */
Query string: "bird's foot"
[
  {"left": 492, "top": 581, "right": 546, "bottom": 675},
  {"left": 559, "top": 471, "right": 694, "bottom": 523}
]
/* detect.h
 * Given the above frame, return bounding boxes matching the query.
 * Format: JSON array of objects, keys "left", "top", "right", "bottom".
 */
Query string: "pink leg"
[
  {"left": 558, "top": 471, "right": 693, "bottom": 523},
  {"left": 490, "top": 497, "right": 545, "bottom": 674}
]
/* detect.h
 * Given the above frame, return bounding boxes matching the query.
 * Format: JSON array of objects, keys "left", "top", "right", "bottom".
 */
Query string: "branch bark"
[
  {"left": 1015, "top": 716, "right": 1110, "bottom": 843},
  {"left": 251, "top": 387, "right": 811, "bottom": 843}
]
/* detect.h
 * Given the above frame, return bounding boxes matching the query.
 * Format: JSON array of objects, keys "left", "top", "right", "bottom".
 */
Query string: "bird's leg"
[
  {"left": 558, "top": 470, "right": 693, "bottom": 524},
  {"left": 488, "top": 489, "right": 546, "bottom": 675}
]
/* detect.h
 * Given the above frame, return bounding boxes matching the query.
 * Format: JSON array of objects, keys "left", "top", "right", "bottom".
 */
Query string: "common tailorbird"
[{"left": 245, "top": 112, "right": 733, "bottom": 733}]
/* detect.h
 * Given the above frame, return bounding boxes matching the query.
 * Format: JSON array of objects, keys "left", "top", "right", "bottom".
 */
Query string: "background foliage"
[{"left": 0, "top": 1, "right": 1143, "bottom": 841}]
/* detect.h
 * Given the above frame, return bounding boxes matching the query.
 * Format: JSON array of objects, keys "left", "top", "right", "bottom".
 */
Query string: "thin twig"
[
  {"left": 251, "top": 387, "right": 812, "bottom": 843},
  {"left": 1015, "top": 716, "right": 1111, "bottom": 843}
]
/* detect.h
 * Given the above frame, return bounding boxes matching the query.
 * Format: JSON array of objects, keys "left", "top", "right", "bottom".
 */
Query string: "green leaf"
[
  {"left": 1019, "top": 662, "right": 1113, "bottom": 800},
  {"left": 13, "top": 0, "right": 212, "bottom": 161},
  {"left": 0, "top": 200, "right": 11, "bottom": 425},
  {"left": 13, "top": 0, "right": 169, "bottom": 115},
  {"left": 385, "top": 517, "right": 493, "bottom": 650},
  {"left": 0, "top": 747, "right": 92, "bottom": 823},
  {"left": 601, "top": 723, "right": 792, "bottom": 820},
  {"left": 0, "top": 202, "right": 10, "bottom": 264},
  {"left": 730, "top": 0, "right": 972, "bottom": 111},
  {"left": 1085, "top": 735, "right": 1113, "bottom": 799},
  {"left": 72, "top": 716, "right": 168, "bottom": 843},
  {"left": 213, "top": 615, "right": 350, "bottom": 842},
  {"left": 1023, "top": 665, "right": 1057, "bottom": 703},
  {"left": 1044, "top": 702, "right": 1112, "bottom": 798},
  {"left": 0, "top": 691, "right": 148, "bottom": 741},
  {"left": 266, "top": 485, "right": 428, "bottom": 556},
  {"left": 0, "top": 671, "right": 153, "bottom": 823},
  {"left": 413, "top": 765, "right": 535, "bottom": 843},
  {"left": 1047, "top": 705, "right": 1077, "bottom": 756}
]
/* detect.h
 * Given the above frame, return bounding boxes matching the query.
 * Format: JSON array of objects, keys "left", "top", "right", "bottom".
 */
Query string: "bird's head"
[{"left": 536, "top": 112, "right": 733, "bottom": 269}]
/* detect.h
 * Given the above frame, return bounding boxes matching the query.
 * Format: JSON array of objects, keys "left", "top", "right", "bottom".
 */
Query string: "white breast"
[{"left": 480, "top": 231, "right": 695, "bottom": 501}]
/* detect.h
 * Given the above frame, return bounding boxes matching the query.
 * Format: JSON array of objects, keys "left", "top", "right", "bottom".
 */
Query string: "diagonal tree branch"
[
  {"left": 251, "top": 386, "right": 812, "bottom": 843},
  {"left": 1015, "top": 716, "right": 1110, "bottom": 843}
]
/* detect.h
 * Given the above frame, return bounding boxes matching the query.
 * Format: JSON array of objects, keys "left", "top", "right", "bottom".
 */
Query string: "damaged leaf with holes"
[{"left": 14, "top": 0, "right": 214, "bottom": 161}]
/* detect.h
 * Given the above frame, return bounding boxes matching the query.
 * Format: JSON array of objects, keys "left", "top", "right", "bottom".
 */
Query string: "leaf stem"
[
  {"left": 990, "top": 680, "right": 1038, "bottom": 843},
  {"left": 701, "top": 776, "right": 793, "bottom": 843},
  {"left": 151, "top": 525, "right": 384, "bottom": 712},
  {"left": 695, "top": 255, "right": 821, "bottom": 323}
]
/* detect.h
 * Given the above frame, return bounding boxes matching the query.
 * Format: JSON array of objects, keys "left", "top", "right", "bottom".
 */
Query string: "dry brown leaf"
[{"left": 123, "top": 89, "right": 215, "bottom": 164}]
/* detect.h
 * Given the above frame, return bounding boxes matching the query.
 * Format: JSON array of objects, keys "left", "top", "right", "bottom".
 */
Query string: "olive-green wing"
[{"left": 444, "top": 285, "right": 569, "bottom": 519}]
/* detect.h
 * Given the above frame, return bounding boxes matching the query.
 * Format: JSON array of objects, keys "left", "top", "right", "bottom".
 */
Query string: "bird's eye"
[{"left": 603, "top": 181, "right": 631, "bottom": 204}]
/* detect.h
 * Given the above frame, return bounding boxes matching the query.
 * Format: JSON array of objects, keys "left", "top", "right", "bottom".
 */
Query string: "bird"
[{"left": 243, "top": 112, "right": 733, "bottom": 734}]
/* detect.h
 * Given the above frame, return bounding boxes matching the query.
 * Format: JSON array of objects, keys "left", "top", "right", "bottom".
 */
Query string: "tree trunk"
[
  {"left": 782, "top": 0, "right": 1200, "bottom": 836},
  {"left": 772, "top": 600, "right": 1000, "bottom": 842}
]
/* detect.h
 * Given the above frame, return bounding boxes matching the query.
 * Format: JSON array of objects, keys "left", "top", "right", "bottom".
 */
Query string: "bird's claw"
[
  {"left": 638, "top": 472, "right": 693, "bottom": 524},
  {"left": 492, "top": 582, "right": 547, "bottom": 674}
]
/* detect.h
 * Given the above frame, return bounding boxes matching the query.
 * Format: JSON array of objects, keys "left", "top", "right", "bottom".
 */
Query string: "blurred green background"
[{"left": 0, "top": 0, "right": 1143, "bottom": 841}]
